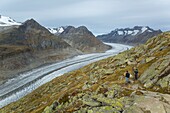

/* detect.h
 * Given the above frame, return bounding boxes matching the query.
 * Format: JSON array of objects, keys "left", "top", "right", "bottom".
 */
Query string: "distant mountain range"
[
  {"left": 0, "top": 15, "right": 110, "bottom": 84},
  {"left": 97, "top": 26, "right": 162, "bottom": 45}
]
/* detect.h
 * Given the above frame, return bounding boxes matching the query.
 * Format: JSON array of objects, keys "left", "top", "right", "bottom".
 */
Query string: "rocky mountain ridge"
[
  {"left": 1, "top": 32, "right": 169, "bottom": 113},
  {"left": 97, "top": 26, "right": 162, "bottom": 45},
  {"left": 59, "top": 26, "right": 111, "bottom": 53},
  {"left": 0, "top": 16, "right": 110, "bottom": 85},
  {"left": 0, "top": 18, "right": 80, "bottom": 85}
]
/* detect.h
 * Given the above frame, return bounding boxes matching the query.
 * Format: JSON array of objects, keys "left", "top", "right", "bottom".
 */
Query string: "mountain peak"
[
  {"left": 77, "top": 26, "right": 88, "bottom": 30},
  {"left": 20, "top": 19, "right": 50, "bottom": 33},
  {"left": 23, "top": 19, "right": 41, "bottom": 27},
  {"left": 61, "top": 26, "right": 93, "bottom": 36},
  {"left": 59, "top": 25, "right": 110, "bottom": 53}
]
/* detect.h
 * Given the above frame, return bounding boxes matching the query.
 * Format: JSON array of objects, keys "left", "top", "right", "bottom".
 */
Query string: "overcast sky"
[{"left": 0, "top": 0, "right": 170, "bottom": 35}]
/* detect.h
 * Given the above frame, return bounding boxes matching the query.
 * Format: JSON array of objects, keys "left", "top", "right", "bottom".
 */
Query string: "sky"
[{"left": 0, "top": 0, "right": 170, "bottom": 35}]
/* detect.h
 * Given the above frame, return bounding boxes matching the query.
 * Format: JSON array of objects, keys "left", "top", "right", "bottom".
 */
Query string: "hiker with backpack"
[
  {"left": 125, "top": 71, "right": 130, "bottom": 83},
  {"left": 133, "top": 68, "right": 138, "bottom": 80}
]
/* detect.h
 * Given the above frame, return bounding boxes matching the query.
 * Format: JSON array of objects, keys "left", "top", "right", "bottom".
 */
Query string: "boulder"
[
  {"left": 82, "top": 100, "right": 101, "bottom": 107},
  {"left": 139, "top": 58, "right": 168, "bottom": 88},
  {"left": 82, "top": 82, "right": 91, "bottom": 90},
  {"left": 145, "top": 57, "right": 155, "bottom": 63},
  {"left": 81, "top": 94, "right": 101, "bottom": 107},
  {"left": 92, "top": 95, "right": 123, "bottom": 110},
  {"left": 123, "top": 105, "right": 144, "bottom": 113},
  {"left": 88, "top": 106, "right": 120, "bottom": 113},
  {"left": 157, "top": 74, "right": 170, "bottom": 88},
  {"left": 104, "top": 69, "right": 114, "bottom": 75},
  {"left": 131, "top": 91, "right": 170, "bottom": 113}
]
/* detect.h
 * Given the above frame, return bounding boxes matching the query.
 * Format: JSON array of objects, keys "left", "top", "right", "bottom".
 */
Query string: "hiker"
[
  {"left": 133, "top": 68, "right": 138, "bottom": 80},
  {"left": 125, "top": 71, "right": 130, "bottom": 83}
]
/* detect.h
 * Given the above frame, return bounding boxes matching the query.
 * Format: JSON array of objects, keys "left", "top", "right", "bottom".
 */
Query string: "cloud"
[{"left": 0, "top": 0, "right": 170, "bottom": 34}]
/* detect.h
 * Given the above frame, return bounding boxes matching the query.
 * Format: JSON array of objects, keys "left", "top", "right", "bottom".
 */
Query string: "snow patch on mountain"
[
  {"left": 59, "top": 27, "right": 64, "bottom": 33},
  {"left": 47, "top": 27, "right": 65, "bottom": 34},
  {"left": 141, "top": 26, "right": 148, "bottom": 33},
  {"left": 132, "top": 30, "right": 139, "bottom": 35},
  {"left": 148, "top": 30, "right": 153, "bottom": 32},
  {"left": 0, "top": 15, "right": 21, "bottom": 26},
  {"left": 47, "top": 28, "right": 58, "bottom": 34},
  {"left": 118, "top": 31, "right": 124, "bottom": 35},
  {"left": 97, "top": 26, "right": 162, "bottom": 45},
  {"left": 127, "top": 30, "right": 133, "bottom": 34},
  {"left": 113, "top": 26, "right": 155, "bottom": 36}
]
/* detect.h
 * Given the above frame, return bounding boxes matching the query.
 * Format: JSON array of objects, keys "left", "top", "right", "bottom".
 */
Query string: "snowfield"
[{"left": 0, "top": 15, "right": 21, "bottom": 26}]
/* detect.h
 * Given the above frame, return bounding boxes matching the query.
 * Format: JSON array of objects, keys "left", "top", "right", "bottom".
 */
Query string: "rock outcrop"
[
  {"left": 97, "top": 26, "right": 162, "bottom": 45},
  {"left": 59, "top": 26, "right": 111, "bottom": 53}
]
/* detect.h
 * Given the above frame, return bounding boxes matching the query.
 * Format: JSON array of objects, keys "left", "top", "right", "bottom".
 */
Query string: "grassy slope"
[{"left": 0, "top": 32, "right": 170, "bottom": 113}]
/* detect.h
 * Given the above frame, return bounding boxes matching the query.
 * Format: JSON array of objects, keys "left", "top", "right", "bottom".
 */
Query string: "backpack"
[{"left": 134, "top": 69, "right": 138, "bottom": 74}]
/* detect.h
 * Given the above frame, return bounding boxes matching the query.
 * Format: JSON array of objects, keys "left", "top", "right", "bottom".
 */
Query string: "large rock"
[
  {"left": 157, "top": 74, "right": 170, "bottom": 88},
  {"left": 139, "top": 56, "right": 170, "bottom": 89},
  {"left": 123, "top": 105, "right": 144, "bottom": 113},
  {"left": 131, "top": 91, "right": 170, "bottom": 113},
  {"left": 145, "top": 57, "right": 155, "bottom": 63}
]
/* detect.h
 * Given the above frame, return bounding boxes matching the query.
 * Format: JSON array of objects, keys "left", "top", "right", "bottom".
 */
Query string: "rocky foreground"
[{"left": 0, "top": 32, "right": 170, "bottom": 113}]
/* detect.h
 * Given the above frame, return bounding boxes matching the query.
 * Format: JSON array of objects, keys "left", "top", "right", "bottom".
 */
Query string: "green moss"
[
  {"left": 138, "top": 58, "right": 157, "bottom": 75},
  {"left": 43, "top": 106, "right": 53, "bottom": 113},
  {"left": 154, "top": 48, "right": 170, "bottom": 57},
  {"left": 104, "top": 106, "right": 113, "bottom": 110},
  {"left": 120, "top": 89, "right": 133, "bottom": 97}
]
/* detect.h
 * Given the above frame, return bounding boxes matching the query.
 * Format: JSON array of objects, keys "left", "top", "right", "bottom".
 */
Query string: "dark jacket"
[
  {"left": 126, "top": 72, "right": 130, "bottom": 78},
  {"left": 134, "top": 69, "right": 138, "bottom": 75}
]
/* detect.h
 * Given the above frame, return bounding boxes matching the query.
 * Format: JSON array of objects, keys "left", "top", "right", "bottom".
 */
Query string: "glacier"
[{"left": 0, "top": 43, "right": 132, "bottom": 108}]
